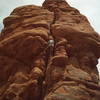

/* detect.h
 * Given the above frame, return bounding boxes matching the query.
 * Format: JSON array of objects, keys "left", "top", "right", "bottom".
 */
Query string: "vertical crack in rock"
[
  {"left": 43, "top": 0, "right": 100, "bottom": 100},
  {"left": 0, "top": 0, "right": 100, "bottom": 100}
]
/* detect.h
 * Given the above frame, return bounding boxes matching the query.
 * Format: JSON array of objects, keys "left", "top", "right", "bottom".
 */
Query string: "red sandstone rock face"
[{"left": 0, "top": 0, "right": 100, "bottom": 100}]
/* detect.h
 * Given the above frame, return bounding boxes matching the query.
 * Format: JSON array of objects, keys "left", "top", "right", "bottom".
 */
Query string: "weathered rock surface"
[{"left": 0, "top": 0, "right": 100, "bottom": 100}]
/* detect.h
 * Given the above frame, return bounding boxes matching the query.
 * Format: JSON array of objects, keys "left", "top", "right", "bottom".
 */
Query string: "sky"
[
  {"left": 0, "top": 0, "right": 100, "bottom": 33},
  {"left": 0, "top": 0, "right": 100, "bottom": 76}
]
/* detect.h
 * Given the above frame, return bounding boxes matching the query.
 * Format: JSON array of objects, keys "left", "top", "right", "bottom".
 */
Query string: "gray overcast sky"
[
  {"left": 0, "top": 0, "right": 100, "bottom": 75},
  {"left": 0, "top": 0, "right": 100, "bottom": 33}
]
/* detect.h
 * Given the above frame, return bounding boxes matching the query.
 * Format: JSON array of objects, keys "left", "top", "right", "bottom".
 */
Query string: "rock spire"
[{"left": 0, "top": 0, "right": 100, "bottom": 100}]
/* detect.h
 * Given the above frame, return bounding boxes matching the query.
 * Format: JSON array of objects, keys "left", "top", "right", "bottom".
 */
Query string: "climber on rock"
[
  {"left": 47, "top": 36, "right": 55, "bottom": 57},
  {"left": 48, "top": 36, "right": 54, "bottom": 47}
]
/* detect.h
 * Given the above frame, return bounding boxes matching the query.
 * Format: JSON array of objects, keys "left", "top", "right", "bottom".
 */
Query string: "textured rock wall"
[{"left": 0, "top": 0, "right": 100, "bottom": 100}]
